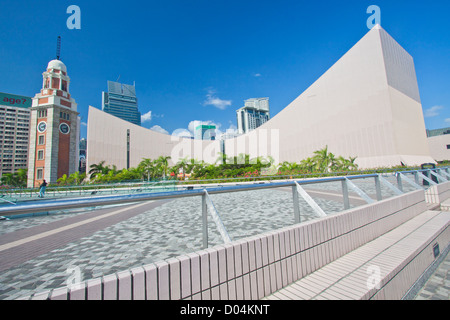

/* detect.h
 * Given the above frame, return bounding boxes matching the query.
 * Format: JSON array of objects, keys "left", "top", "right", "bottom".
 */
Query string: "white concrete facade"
[
  {"left": 428, "top": 135, "right": 450, "bottom": 162},
  {"left": 87, "top": 106, "right": 220, "bottom": 170},
  {"left": 86, "top": 26, "right": 435, "bottom": 171},
  {"left": 225, "top": 25, "right": 434, "bottom": 169}
]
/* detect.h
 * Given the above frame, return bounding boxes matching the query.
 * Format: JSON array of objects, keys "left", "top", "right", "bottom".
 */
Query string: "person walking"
[{"left": 38, "top": 179, "right": 47, "bottom": 198}]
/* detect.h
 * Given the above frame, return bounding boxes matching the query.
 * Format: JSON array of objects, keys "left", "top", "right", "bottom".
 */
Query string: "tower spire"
[{"left": 56, "top": 36, "right": 61, "bottom": 60}]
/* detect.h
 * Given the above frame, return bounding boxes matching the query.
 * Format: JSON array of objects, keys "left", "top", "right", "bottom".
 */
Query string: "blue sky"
[{"left": 0, "top": 0, "right": 449, "bottom": 139}]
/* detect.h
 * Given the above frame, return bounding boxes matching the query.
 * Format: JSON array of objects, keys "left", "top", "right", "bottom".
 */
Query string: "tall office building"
[
  {"left": 102, "top": 81, "right": 141, "bottom": 126},
  {"left": 79, "top": 138, "right": 87, "bottom": 173},
  {"left": 236, "top": 97, "right": 270, "bottom": 134},
  {"left": 0, "top": 92, "right": 32, "bottom": 177},
  {"left": 27, "top": 59, "right": 80, "bottom": 187},
  {"left": 194, "top": 124, "right": 216, "bottom": 140}
]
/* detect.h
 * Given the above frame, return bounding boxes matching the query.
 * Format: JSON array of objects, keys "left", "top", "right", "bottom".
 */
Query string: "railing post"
[
  {"left": 397, "top": 172, "right": 423, "bottom": 190},
  {"left": 292, "top": 185, "right": 301, "bottom": 224},
  {"left": 345, "top": 178, "right": 374, "bottom": 204},
  {"left": 396, "top": 173, "right": 403, "bottom": 192},
  {"left": 438, "top": 168, "right": 450, "bottom": 180},
  {"left": 294, "top": 182, "right": 327, "bottom": 218},
  {"left": 378, "top": 174, "right": 404, "bottom": 195},
  {"left": 374, "top": 176, "right": 382, "bottom": 201},
  {"left": 202, "top": 192, "right": 208, "bottom": 249},
  {"left": 429, "top": 169, "right": 446, "bottom": 183},
  {"left": 341, "top": 179, "right": 350, "bottom": 210},
  {"left": 414, "top": 171, "right": 420, "bottom": 185}
]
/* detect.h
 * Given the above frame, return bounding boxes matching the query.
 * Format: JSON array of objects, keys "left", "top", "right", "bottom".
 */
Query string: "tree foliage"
[{"left": 83, "top": 146, "right": 358, "bottom": 183}]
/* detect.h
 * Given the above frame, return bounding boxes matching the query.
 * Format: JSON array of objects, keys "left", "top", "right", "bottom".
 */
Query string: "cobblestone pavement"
[
  {"left": 413, "top": 250, "right": 450, "bottom": 300},
  {"left": 0, "top": 176, "right": 445, "bottom": 300}
]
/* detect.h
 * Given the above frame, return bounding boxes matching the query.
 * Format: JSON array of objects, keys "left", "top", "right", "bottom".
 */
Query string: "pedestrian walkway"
[
  {"left": 413, "top": 238, "right": 450, "bottom": 300},
  {"left": 263, "top": 209, "right": 449, "bottom": 300},
  {"left": 0, "top": 177, "right": 448, "bottom": 300},
  {"left": 1, "top": 188, "right": 328, "bottom": 299}
]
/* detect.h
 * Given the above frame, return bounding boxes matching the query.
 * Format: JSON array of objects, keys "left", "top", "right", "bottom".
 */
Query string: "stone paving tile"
[
  {"left": 0, "top": 188, "right": 348, "bottom": 299},
  {"left": 0, "top": 179, "right": 430, "bottom": 300},
  {"left": 413, "top": 250, "right": 450, "bottom": 300}
]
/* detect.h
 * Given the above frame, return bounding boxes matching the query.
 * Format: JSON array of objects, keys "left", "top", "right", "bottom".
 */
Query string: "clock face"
[
  {"left": 59, "top": 123, "right": 70, "bottom": 134},
  {"left": 37, "top": 121, "right": 47, "bottom": 133}
]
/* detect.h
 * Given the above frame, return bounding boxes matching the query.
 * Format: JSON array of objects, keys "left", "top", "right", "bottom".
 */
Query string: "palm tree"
[
  {"left": 300, "top": 157, "right": 316, "bottom": 173},
  {"left": 347, "top": 156, "right": 358, "bottom": 171},
  {"left": 215, "top": 152, "right": 226, "bottom": 165},
  {"left": 187, "top": 158, "right": 200, "bottom": 174},
  {"left": 313, "top": 146, "right": 336, "bottom": 173},
  {"left": 139, "top": 158, "right": 155, "bottom": 181},
  {"left": 13, "top": 169, "right": 28, "bottom": 187},
  {"left": 1, "top": 173, "right": 15, "bottom": 186},
  {"left": 89, "top": 161, "right": 109, "bottom": 178},
  {"left": 57, "top": 174, "right": 69, "bottom": 185},
  {"left": 334, "top": 156, "right": 348, "bottom": 172},
  {"left": 154, "top": 156, "right": 171, "bottom": 179},
  {"left": 176, "top": 157, "right": 189, "bottom": 180},
  {"left": 69, "top": 171, "right": 86, "bottom": 184},
  {"left": 278, "top": 161, "right": 299, "bottom": 173}
]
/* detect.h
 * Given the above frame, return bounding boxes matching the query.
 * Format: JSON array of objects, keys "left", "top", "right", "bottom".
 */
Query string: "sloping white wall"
[
  {"left": 87, "top": 26, "right": 435, "bottom": 171},
  {"left": 86, "top": 106, "right": 221, "bottom": 171},
  {"left": 224, "top": 26, "right": 434, "bottom": 169}
]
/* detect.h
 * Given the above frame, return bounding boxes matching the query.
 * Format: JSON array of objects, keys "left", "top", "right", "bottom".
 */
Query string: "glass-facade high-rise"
[
  {"left": 102, "top": 81, "right": 141, "bottom": 126},
  {"left": 236, "top": 97, "right": 270, "bottom": 134},
  {"left": 194, "top": 124, "right": 216, "bottom": 140}
]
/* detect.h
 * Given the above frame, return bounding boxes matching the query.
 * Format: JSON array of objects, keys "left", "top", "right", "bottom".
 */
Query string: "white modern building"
[
  {"left": 427, "top": 127, "right": 450, "bottom": 162},
  {"left": 224, "top": 24, "right": 434, "bottom": 168},
  {"left": 236, "top": 97, "right": 270, "bottom": 135},
  {"left": 87, "top": 106, "right": 220, "bottom": 170},
  {"left": 87, "top": 25, "right": 435, "bottom": 171}
]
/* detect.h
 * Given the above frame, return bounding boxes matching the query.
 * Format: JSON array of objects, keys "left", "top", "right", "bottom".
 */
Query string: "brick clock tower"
[{"left": 27, "top": 59, "right": 79, "bottom": 188}]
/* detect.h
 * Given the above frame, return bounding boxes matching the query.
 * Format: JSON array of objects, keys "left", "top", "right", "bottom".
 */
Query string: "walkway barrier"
[
  {"left": 6, "top": 167, "right": 449, "bottom": 300},
  {"left": 0, "top": 180, "right": 177, "bottom": 203}
]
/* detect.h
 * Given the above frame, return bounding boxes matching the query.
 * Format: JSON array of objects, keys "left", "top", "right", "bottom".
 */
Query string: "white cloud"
[
  {"left": 141, "top": 110, "right": 152, "bottom": 123},
  {"left": 150, "top": 125, "right": 168, "bottom": 135},
  {"left": 203, "top": 89, "right": 232, "bottom": 110},
  {"left": 172, "top": 120, "right": 239, "bottom": 141},
  {"left": 217, "top": 123, "right": 239, "bottom": 139},
  {"left": 172, "top": 128, "right": 193, "bottom": 138},
  {"left": 254, "top": 73, "right": 262, "bottom": 77},
  {"left": 81, "top": 121, "right": 87, "bottom": 126},
  {"left": 445, "top": 118, "right": 450, "bottom": 123},
  {"left": 424, "top": 105, "right": 444, "bottom": 118},
  {"left": 188, "top": 120, "right": 221, "bottom": 134}
]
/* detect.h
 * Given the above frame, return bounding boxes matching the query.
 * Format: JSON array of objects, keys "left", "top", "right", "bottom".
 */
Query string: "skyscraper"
[
  {"left": 102, "top": 80, "right": 141, "bottom": 126},
  {"left": 0, "top": 92, "right": 32, "bottom": 177},
  {"left": 194, "top": 124, "right": 216, "bottom": 140},
  {"left": 236, "top": 97, "right": 270, "bottom": 134},
  {"left": 27, "top": 59, "right": 80, "bottom": 187}
]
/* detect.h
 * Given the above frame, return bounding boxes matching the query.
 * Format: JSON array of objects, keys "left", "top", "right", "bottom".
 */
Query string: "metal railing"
[
  {"left": 0, "top": 167, "right": 448, "bottom": 248},
  {"left": 0, "top": 180, "right": 177, "bottom": 204}
]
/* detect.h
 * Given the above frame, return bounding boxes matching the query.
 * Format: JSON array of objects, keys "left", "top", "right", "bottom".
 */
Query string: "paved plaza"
[{"left": 0, "top": 176, "right": 447, "bottom": 300}]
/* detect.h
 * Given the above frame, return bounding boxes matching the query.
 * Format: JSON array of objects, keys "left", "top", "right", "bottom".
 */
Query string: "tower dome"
[{"left": 47, "top": 59, "right": 67, "bottom": 73}]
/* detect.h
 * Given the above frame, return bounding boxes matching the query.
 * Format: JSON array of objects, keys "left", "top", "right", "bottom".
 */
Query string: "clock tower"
[{"left": 27, "top": 59, "right": 79, "bottom": 188}]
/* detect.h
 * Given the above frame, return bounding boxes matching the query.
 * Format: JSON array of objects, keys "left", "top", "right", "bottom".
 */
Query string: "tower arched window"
[{"left": 44, "top": 77, "right": 50, "bottom": 89}]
